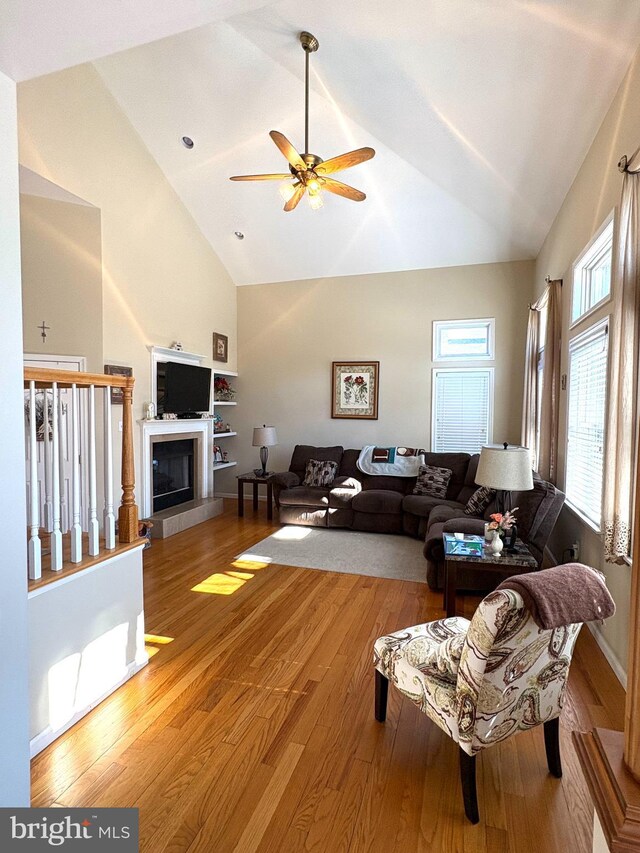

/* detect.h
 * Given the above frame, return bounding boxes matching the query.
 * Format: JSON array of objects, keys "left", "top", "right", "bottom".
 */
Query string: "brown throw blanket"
[{"left": 496, "top": 563, "right": 615, "bottom": 629}]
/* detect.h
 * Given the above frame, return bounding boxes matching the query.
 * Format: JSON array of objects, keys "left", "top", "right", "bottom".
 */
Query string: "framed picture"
[
  {"left": 331, "top": 361, "right": 379, "bottom": 419},
  {"left": 213, "top": 332, "right": 228, "bottom": 363},
  {"left": 104, "top": 364, "right": 133, "bottom": 404}
]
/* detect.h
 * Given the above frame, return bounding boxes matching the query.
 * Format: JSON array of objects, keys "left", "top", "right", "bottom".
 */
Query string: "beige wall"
[
  {"left": 20, "top": 194, "right": 103, "bottom": 371},
  {"left": 17, "top": 63, "right": 237, "bottom": 494},
  {"left": 534, "top": 49, "right": 640, "bottom": 679},
  {"left": 226, "top": 261, "right": 533, "bottom": 494}
]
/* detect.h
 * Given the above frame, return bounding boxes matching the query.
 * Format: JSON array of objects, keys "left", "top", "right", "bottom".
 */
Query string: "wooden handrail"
[{"left": 24, "top": 367, "right": 131, "bottom": 389}]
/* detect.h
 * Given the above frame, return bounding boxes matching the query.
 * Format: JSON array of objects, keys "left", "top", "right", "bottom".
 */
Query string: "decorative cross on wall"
[{"left": 38, "top": 321, "right": 50, "bottom": 342}]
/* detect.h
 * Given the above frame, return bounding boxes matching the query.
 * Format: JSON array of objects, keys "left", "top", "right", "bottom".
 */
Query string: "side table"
[
  {"left": 443, "top": 537, "right": 538, "bottom": 618},
  {"left": 237, "top": 472, "right": 273, "bottom": 520}
]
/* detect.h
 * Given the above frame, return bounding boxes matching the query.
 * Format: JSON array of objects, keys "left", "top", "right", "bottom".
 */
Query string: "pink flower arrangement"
[{"left": 487, "top": 508, "right": 518, "bottom": 535}]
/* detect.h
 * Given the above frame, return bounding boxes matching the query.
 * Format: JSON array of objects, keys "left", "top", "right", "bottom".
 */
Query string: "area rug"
[{"left": 236, "top": 526, "right": 427, "bottom": 583}]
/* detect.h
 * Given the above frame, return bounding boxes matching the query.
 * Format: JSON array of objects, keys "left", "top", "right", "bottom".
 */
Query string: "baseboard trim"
[
  {"left": 588, "top": 622, "right": 627, "bottom": 689},
  {"left": 29, "top": 657, "right": 148, "bottom": 758}
]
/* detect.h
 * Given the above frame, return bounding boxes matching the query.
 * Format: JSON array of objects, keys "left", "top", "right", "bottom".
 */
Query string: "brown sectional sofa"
[{"left": 270, "top": 444, "right": 565, "bottom": 590}]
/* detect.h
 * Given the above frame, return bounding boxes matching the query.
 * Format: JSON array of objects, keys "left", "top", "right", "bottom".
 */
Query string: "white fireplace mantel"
[{"left": 140, "top": 418, "right": 214, "bottom": 518}]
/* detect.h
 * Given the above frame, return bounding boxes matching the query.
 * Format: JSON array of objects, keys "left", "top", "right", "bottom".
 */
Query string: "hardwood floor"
[{"left": 31, "top": 503, "right": 625, "bottom": 852}]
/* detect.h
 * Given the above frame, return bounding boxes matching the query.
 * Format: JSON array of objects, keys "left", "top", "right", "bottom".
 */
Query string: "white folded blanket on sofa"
[{"left": 356, "top": 446, "right": 426, "bottom": 477}]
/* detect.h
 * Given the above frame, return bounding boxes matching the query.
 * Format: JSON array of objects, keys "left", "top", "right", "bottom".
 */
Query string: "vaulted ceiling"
[{"left": 3, "top": 1, "right": 640, "bottom": 285}]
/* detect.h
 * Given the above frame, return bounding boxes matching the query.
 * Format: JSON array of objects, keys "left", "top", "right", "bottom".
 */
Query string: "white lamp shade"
[
  {"left": 252, "top": 426, "right": 278, "bottom": 447},
  {"left": 475, "top": 445, "right": 534, "bottom": 491}
]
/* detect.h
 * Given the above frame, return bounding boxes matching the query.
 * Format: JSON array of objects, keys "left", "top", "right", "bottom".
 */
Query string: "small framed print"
[
  {"left": 213, "top": 332, "right": 228, "bottom": 363},
  {"left": 104, "top": 364, "right": 133, "bottom": 404},
  {"left": 331, "top": 361, "right": 379, "bottom": 419}
]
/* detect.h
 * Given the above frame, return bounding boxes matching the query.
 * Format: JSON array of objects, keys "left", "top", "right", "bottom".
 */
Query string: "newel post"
[{"left": 118, "top": 377, "right": 139, "bottom": 544}]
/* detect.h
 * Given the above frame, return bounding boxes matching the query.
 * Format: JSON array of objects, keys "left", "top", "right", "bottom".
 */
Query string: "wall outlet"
[
  {"left": 118, "top": 421, "right": 123, "bottom": 432},
  {"left": 571, "top": 541, "right": 580, "bottom": 562}
]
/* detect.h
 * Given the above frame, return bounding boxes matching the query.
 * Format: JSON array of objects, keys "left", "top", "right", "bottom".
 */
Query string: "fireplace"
[{"left": 152, "top": 438, "right": 195, "bottom": 512}]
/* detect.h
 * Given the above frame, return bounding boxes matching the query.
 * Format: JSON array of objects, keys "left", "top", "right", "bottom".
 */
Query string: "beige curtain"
[
  {"left": 603, "top": 148, "right": 640, "bottom": 563},
  {"left": 521, "top": 280, "right": 562, "bottom": 481},
  {"left": 521, "top": 307, "right": 541, "bottom": 465},
  {"left": 538, "top": 280, "right": 562, "bottom": 484}
]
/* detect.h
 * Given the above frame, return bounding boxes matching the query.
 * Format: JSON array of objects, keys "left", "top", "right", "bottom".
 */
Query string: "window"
[
  {"left": 565, "top": 320, "right": 609, "bottom": 529},
  {"left": 571, "top": 215, "right": 613, "bottom": 325},
  {"left": 433, "top": 319, "right": 494, "bottom": 361},
  {"left": 432, "top": 368, "right": 494, "bottom": 453}
]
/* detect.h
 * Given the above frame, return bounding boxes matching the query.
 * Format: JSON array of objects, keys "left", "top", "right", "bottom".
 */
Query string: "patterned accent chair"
[{"left": 373, "top": 587, "right": 582, "bottom": 823}]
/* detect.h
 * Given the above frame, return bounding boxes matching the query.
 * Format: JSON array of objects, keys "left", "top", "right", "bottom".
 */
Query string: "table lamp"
[
  {"left": 252, "top": 425, "right": 278, "bottom": 477},
  {"left": 475, "top": 443, "right": 533, "bottom": 550}
]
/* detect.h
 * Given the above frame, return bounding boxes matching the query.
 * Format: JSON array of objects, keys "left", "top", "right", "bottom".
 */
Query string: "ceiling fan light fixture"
[
  {"left": 278, "top": 181, "right": 297, "bottom": 202},
  {"left": 307, "top": 189, "right": 324, "bottom": 211}
]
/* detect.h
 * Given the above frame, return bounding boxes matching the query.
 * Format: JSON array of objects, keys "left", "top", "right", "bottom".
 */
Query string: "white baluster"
[
  {"left": 50, "top": 383, "right": 63, "bottom": 571},
  {"left": 43, "top": 388, "right": 52, "bottom": 532},
  {"left": 103, "top": 387, "right": 115, "bottom": 549},
  {"left": 58, "top": 391, "right": 67, "bottom": 534},
  {"left": 28, "top": 381, "right": 42, "bottom": 580},
  {"left": 88, "top": 384, "right": 99, "bottom": 556},
  {"left": 70, "top": 383, "right": 83, "bottom": 563}
]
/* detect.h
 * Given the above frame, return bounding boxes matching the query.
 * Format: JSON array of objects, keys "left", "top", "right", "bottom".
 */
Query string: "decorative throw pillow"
[
  {"left": 303, "top": 459, "right": 338, "bottom": 487},
  {"left": 412, "top": 464, "right": 452, "bottom": 498},
  {"left": 464, "top": 485, "right": 496, "bottom": 516}
]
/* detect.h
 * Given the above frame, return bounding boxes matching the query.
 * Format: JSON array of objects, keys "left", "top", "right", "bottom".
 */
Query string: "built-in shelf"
[
  {"left": 213, "top": 461, "right": 237, "bottom": 471},
  {"left": 213, "top": 368, "right": 238, "bottom": 377},
  {"left": 213, "top": 400, "right": 236, "bottom": 406},
  {"left": 213, "top": 431, "right": 237, "bottom": 438}
]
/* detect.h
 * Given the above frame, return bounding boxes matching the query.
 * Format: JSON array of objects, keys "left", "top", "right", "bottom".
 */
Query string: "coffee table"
[{"left": 443, "top": 536, "right": 538, "bottom": 617}]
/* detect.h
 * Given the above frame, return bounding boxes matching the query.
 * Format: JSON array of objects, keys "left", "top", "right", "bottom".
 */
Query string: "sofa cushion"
[
  {"left": 303, "top": 459, "right": 338, "bottom": 487},
  {"left": 402, "top": 494, "right": 465, "bottom": 518},
  {"left": 362, "top": 475, "right": 412, "bottom": 494},
  {"left": 352, "top": 490, "right": 403, "bottom": 514},
  {"left": 329, "top": 479, "right": 361, "bottom": 508},
  {"left": 278, "top": 486, "right": 329, "bottom": 508},
  {"left": 289, "top": 445, "right": 343, "bottom": 481},
  {"left": 413, "top": 464, "right": 452, "bottom": 498},
  {"left": 427, "top": 505, "right": 469, "bottom": 528},
  {"left": 338, "top": 449, "right": 361, "bottom": 479},
  {"left": 464, "top": 486, "right": 496, "bottom": 517}
]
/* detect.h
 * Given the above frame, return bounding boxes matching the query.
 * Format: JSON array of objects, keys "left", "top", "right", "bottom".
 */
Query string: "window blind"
[
  {"left": 432, "top": 369, "right": 493, "bottom": 453},
  {"left": 566, "top": 321, "right": 609, "bottom": 528}
]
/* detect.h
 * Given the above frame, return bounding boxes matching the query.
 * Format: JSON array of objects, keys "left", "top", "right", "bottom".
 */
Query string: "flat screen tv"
[{"left": 163, "top": 362, "right": 211, "bottom": 414}]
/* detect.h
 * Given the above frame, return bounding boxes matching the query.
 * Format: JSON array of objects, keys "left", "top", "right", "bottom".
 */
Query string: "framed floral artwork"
[
  {"left": 213, "top": 332, "right": 228, "bottom": 363},
  {"left": 331, "top": 361, "right": 379, "bottom": 419}
]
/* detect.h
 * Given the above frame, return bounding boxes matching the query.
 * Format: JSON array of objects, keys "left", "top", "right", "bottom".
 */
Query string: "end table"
[
  {"left": 443, "top": 537, "right": 538, "bottom": 617},
  {"left": 237, "top": 472, "right": 273, "bottom": 520}
]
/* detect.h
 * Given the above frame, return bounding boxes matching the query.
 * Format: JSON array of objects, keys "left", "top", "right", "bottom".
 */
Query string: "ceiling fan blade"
[
  {"left": 229, "top": 174, "right": 292, "bottom": 181},
  {"left": 316, "top": 147, "right": 375, "bottom": 176},
  {"left": 321, "top": 178, "right": 366, "bottom": 202},
  {"left": 284, "top": 183, "right": 305, "bottom": 212},
  {"left": 270, "top": 130, "right": 307, "bottom": 173}
]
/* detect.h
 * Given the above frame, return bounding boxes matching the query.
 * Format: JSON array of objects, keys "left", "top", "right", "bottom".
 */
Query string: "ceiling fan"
[{"left": 230, "top": 31, "right": 375, "bottom": 212}]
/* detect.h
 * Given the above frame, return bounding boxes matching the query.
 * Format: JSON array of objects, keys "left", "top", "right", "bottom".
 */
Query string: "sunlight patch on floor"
[
  {"left": 232, "top": 556, "right": 272, "bottom": 570},
  {"left": 192, "top": 572, "right": 251, "bottom": 595},
  {"left": 272, "top": 526, "right": 313, "bottom": 541},
  {"left": 144, "top": 634, "right": 174, "bottom": 646}
]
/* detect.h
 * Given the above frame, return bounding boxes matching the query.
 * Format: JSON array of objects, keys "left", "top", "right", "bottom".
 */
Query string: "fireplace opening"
[{"left": 152, "top": 439, "right": 195, "bottom": 512}]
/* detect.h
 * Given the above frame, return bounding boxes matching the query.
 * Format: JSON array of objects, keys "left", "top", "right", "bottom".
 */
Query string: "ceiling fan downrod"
[{"left": 300, "top": 31, "right": 319, "bottom": 157}]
